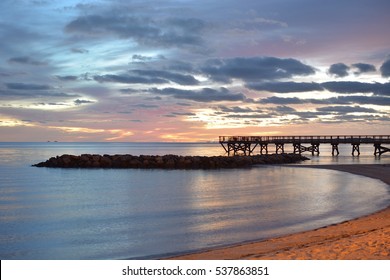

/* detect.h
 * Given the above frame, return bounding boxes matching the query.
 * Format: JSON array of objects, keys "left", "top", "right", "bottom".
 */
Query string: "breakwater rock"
[{"left": 32, "top": 153, "right": 309, "bottom": 169}]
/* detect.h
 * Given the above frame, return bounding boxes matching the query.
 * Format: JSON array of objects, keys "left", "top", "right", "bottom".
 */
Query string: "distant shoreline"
[{"left": 168, "top": 164, "right": 390, "bottom": 260}]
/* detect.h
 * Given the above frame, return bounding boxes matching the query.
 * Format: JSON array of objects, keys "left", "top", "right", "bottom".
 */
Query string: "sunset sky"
[{"left": 1, "top": 0, "right": 389, "bottom": 142}]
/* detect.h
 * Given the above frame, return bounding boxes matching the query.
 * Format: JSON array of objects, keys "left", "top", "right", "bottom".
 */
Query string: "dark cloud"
[
  {"left": 5, "top": 83, "right": 51, "bottom": 90},
  {"left": 94, "top": 69, "right": 199, "bottom": 85},
  {"left": 224, "top": 113, "right": 273, "bottom": 119},
  {"left": 258, "top": 95, "right": 390, "bottom": 106},
  {"left": 38, "top": 102, "right": 67, "bottom": 107},
  {"left": 380, "top": 58, "right": 390, "bottom": 77},
  {"left": 131, "top": 70, "right": 199, "bottom": 85},
  {"left": 65, "top": 14, "right": 206, "bottom": 49},
  {"left": 217, "top": 105, "right": 258, "bottom": 113},
  {"left": 247, "top": 80, "right": 390, "bottom": 96},
  {"left": 8, "top": 56, "right": 47, "bottom": 66},
  {"left": 201, "top": 57, "right": 315, "bottom": 83},
  {"left": 171, "top": 112, "right": 196, "bottom": 116},
  {"left": 0, "top": 71, "right": 18, "bottom": 77},
  {"left": 328, "top": 63, "right": 350, "bottom": 77},
  {"left": 176, "top": 102, "right": 192, "bottom": 106},
  {"left": 132, "top": 54, "right": 153, "bottom": 61},
  {"left": 120, "top": 88, "right": 140, "bottom": 94},
  {"left": 144, "top": 96, "right": 162, "bottom": 101},
  {"left": 351, "top": 63, "right": 376, "bottom": 74},
  {"left": 247, "top": 81, "right": 323, "bottom": 93},
  {"left": 321, "top": 81, "right": 390, "bottom": 96},
  {"left": 70, "top": 48, "right": 89, "bottom": 54},
  {"left": 167, "top": 61, "right": 196, "bottom": 73},
  {"left": 316, "top": 105, "right": 378, "bottom": 114},
  {"left": 335, "top": 95, "right": 390, "bottom": 106},
  {"left": 134, "top": 104, "right": 159, "bottom": 109},
  {"left": 55, "top": 75, "right": 79, "bottom": 81},
  {"left": 258, "top": 96, "right": 305, "bottom": 104},
  {"left": 0, "top": 89, "right": 80, "bottom": 99},
  {"left": 151, "top": 87, "right": 246, "bottom": 102},
  {"left": 275, "top": 105, "right": 296, "bottom": 113},
  {"left": 293, "top": 111, "right": 326, "bottom": 120},
  {"left": 74, "top": 99, "right": 94, "bottom": 105},
  {"left": 94, "top": 74, "right": 167, "bottom": 84}
]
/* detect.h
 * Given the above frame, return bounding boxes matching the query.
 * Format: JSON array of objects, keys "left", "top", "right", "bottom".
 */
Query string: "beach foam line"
[{"left": 168, "top": 164, "right": 390, "bottom": 260}]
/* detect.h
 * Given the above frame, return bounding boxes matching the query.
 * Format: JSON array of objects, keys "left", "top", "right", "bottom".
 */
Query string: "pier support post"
[
  {"left": 351, "top": 143, "right": 360, "bottom": 156},
  {"left": 293, "top": 143, "right": 320, "bottom": 155},
  {"left": 224, "top": 142, "right": 257, "bottom": 156},
  {"left": 374, "top": 143, "right": 390, "bottom": 156},
  {"left": 275, "top": 143, "right": 284, "bottom": 154},
  {"left": 331, "top": 143, "right": 339, "bottom": 156},
  {"left": 293, "top": 143, "right": 301, "bottom": 154},
  {"left": 311, "top": 143, "right": 320, "bottom": 155},
  {"left": 260, "top": 143, "right": 268, "bottom": 154}
]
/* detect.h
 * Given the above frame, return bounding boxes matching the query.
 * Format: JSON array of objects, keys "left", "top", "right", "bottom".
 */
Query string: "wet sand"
[{"left": 169, "top": 164, "right": 390, "bottom": 260}]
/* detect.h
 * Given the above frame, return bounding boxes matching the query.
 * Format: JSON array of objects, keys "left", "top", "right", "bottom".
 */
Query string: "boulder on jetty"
[{"left": 32, "top": 153, "right": 309, "bottom": 169}]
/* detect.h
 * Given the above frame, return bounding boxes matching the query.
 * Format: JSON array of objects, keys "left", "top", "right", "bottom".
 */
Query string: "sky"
[{"left": 1, "top": 0, "right": 390, "bottom": 142}]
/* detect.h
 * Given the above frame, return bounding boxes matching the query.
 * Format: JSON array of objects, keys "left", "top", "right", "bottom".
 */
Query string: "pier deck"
[{"left": 219, "top": 135, "right": 390, "bottom": 156}]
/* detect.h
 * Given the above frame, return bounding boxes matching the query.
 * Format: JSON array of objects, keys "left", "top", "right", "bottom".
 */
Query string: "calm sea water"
[{"left": 0, "top": 142, "right": 389, "bottom": 259}]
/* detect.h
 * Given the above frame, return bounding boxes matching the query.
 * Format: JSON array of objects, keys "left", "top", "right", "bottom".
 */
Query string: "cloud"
[
  {"left": 94, "top": 69, "right": 199, "bottom": 86},
  {"left": 119, "top": 88, "right": 140, "bottom": 94},
  {"left": 351, "top": 63, "right": 376, "bottom": 74},
  {"left": 335, "top": 95, "right": 390, "bottom": 106},
  {"left": 247, "top": 81, "right": 323, "bottom": 93},
  {"left": 380, "top": 58, "right": 390, "bottom": 77},
  {"left": 258, "top": 96, "right": 305, "bottom": 104},
  {"left": 176, "top": 102, "right": 192, "bottom": 106},
  {"left": 201, "top": 57, "right": 315, "bottom": 83},
  {"left": 150, "top": 87, "right": 247, "bottom": 102},
  {"left": 258, "top": 95, "right": 390, "bottom": 106},
  {"left": 217, "top": 105, "right": 258, "bottom": 113},
  {"left": 8, "top": 56, "right": 47, "bottom": 66},
  {"left": 224, "top": 113, "right": 274, "bottom": 119},
  {"left": 94, "top": 74, "right": 167, "bottom": 84},
  {"left": 275, "top": 105, "right": 296, "bottom": 113},
  {"left": 132, "top": 54, "right": 153, "bottom": 61},
  {"left": 70, "top": 48, "right": 89, "bottom": 54},
  {"left": 55, "top": 75, "right": 78, "bottom": 81},
  {"left": 65, "top": 14, "right": 206, "bottom": 49},
  {"left": 250, "top": 17, "right": 288, "bottom": 28},
  {"left": 133, "top": 104, "right": 159, "bottom": 109},
  {"left": 5, "top": 83, "right": 51, "bottom": 90},
  {"left": 328, "top": 63, "right": 350, "bottom": 77},
  {"left": 74, "top": 99, "right": 94, "bottom": 105},
  {"left": 167, "top": 61, "right": 196, "bottom": 73},
  {"left": 316, "top": 105, "right": 378, "bottom": 114},
  {"left": 247, "top": 80, "right": 390, "bottom": 96},
  {"left": 131, "top": 70, "right": 199, "bottom": 85},
  {"left": 321, "top": 81, "right": 390, "bottom": 96},
  {"left": 0, "top": 89, "right": 80, "bottom": 99},
  {"left": 171, "top": 112, "right": 196, "bottom": 116}
]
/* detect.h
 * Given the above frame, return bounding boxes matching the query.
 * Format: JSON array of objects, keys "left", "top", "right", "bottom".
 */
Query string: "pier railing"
[{"left": 219, "top": 135, "right": 390, "bottom": 156}]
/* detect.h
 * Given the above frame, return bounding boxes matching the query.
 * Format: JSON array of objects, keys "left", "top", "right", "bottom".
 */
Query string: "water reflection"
[{"left": 0, "top": 143, "right": 389, "bottom": 259}]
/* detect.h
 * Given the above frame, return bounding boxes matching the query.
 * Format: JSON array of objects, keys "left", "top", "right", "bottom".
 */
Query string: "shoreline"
[{"left": 168, "top": 164, "right": 390, "bottom": 260}]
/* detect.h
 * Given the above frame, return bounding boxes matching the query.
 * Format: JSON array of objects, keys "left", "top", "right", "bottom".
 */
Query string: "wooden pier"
[{"left": 219, "top": 135, "right": 390, "bottom": 156}]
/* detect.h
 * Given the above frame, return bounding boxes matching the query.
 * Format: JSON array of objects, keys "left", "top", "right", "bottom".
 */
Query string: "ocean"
[{"left": 0, "top": 142, "right": 389, "bottom": 259}]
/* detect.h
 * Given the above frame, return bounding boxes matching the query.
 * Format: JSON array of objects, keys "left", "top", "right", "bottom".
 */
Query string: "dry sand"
[{"left": 169, "top": 164, "right": 390, "bottom": 260}]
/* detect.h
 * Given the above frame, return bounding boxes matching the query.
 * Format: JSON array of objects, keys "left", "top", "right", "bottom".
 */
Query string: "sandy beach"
[{"left": 169, "top": 164, "right": 390, "bottom": 260}]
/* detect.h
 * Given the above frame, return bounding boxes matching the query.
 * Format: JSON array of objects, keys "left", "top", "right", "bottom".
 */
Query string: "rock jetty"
[{"left": 32, "top": 153, "right": 309, "bottom": 169}]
